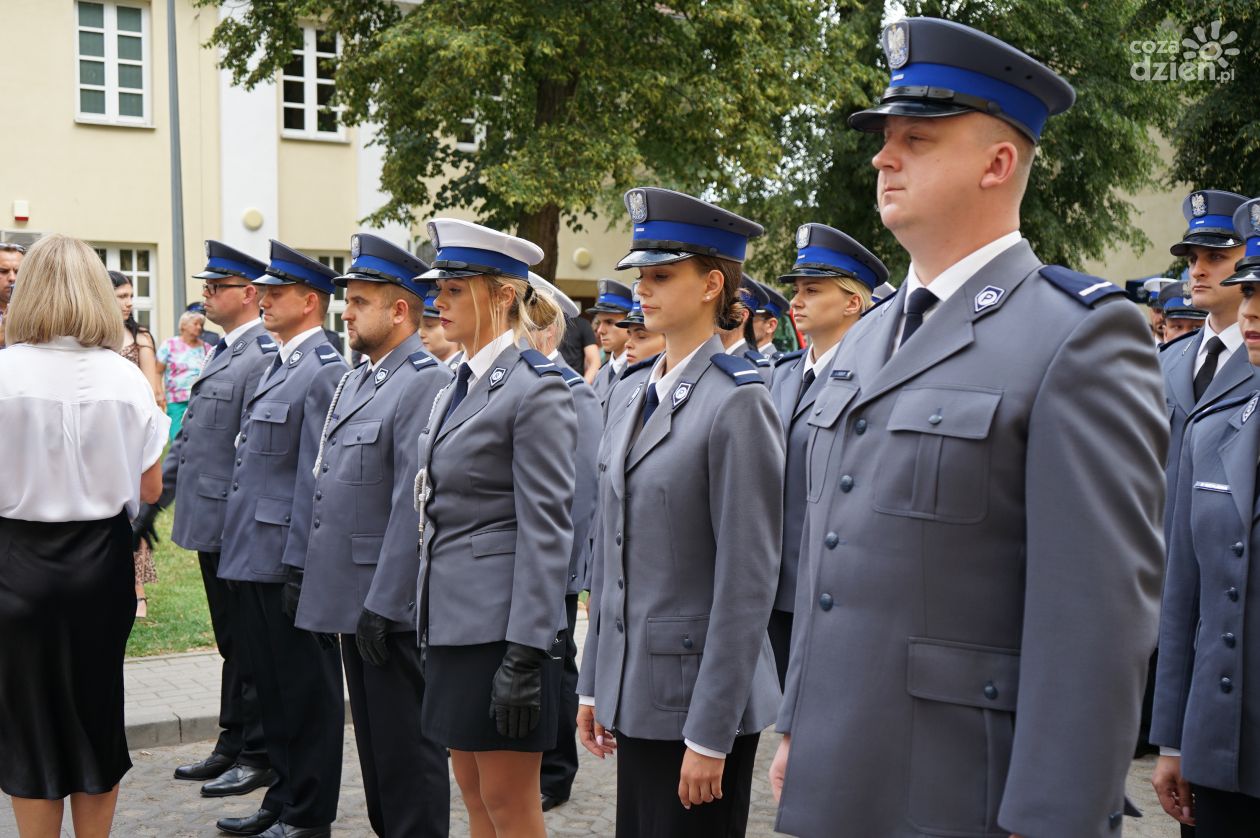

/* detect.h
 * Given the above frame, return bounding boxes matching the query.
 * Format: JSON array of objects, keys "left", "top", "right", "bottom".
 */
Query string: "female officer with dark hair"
[
  {"left": 577, "top": 187, "right": 783, "bottom": 837},
  {"left": 415, "top": 218, "right": 576, "bottom": 838}
]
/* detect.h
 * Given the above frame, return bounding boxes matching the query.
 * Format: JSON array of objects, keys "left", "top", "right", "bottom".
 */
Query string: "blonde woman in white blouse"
[{"left": 0, "top": 234, "right": 168, "bottom": 838}]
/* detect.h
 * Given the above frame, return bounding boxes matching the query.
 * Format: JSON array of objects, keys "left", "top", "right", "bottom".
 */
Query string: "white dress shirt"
[
  {"left": 758, "top": 341, "right": 776, "bottom": 356},
  {"left": 463, "top": 331, "right": 518, "bottom": 387},
  {"left": 0, "top": 338, "right": 169, "bottom": 521},
  {"left": 222, "top": 317, "right": 262, "bottom": 350},
  {"left": 279, "top": 325, "right": 325, "bottom": 365},
  {"left": 609, "top": 351, "right": 626, "bottom": 375},
  {"left": 894, "top": 231, "right": 1024, "bottom": 346},
  {"left": 1193, "top": 317, "right": 1244, "bottom": 375},
  {"left": 803, "top": 340, "right": 841, "bottom": 379}
]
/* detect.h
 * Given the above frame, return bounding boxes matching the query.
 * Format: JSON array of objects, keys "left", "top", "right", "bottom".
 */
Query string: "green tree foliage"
[
  {"left": 201, "top": 0, "right": 840, "bottom": 280},
  {"left": 740, "top": 0, "right": 1183, "bottom": 284}
]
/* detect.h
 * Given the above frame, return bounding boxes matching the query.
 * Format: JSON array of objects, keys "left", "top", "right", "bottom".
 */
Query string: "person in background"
[
  {"left": 750, "top": 281, "right": 790, "bottom": 361},
  {"left": 188, "top": 301, "right": 221, "bottom": 344},
  {"left": 587, "top": 278, "right": 634, "bottom": 406},
  {"left": 419, "top": 288, "right": 463, "bottom": 370},
  {"left": 157, "top": 310, "right": 212, "bottom": 442},
  {"left": 1161, "top": 283, "right": 1209, "bottom": 345},
  {"left": 619, "top": 299, "right": 664, "bottom": 366},
  {"left": 108, "top": 269, "right": 162, "bottom": 619},
  {"left": 559, "top": 311, "right": 600, "bottom": 384},
  {"left": 0, "top": 242, "right": 23, "bottom": 348},
  {"left": 0, "top": 233, "right": 168, "bottom": 838}
]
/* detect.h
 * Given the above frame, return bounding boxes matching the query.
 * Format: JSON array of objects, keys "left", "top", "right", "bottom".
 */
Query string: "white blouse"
[{"left": 0, "top": 337, "right": 170, "bottom": 522}]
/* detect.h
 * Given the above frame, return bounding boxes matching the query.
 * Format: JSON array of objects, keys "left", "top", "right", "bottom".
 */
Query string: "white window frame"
[
  {"left": 95, "top": 244, "right": 156, "bottom": 330},
  {"left": 74, "top": 1, "right": 152, "bottom": 127},
  {"left": 314, "top": 253, "right": 351, "bottom": 358},
  {"left": 280, "top": 26, "right": 346, "bottom": 142}
]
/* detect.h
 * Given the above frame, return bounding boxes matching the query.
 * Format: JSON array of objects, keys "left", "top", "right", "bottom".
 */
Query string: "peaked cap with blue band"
[
  {"left": 422, "top": 288, "right": 441, "bottom": 318},
  {"left": 848, "top": 17, "right": 1075, "bottom": 143},
  {"left": 335, "top": 233, "right": 432, "bottom": 300},
  {"left": 780, "top": 223, "right": 889, "bottom": 291},
  {"left": 1157, "top": 282, "right": 1206, "bottom": 319},
  {"left": 738, "top": 274, "right": 769, "bottom": 313},
  {"left": 616, "top": 187, "right": 763, "bottom": 269},
  {"left": 1222, "top": 198, "right": 1260, "bottom": 286},
  {"left": 586, "top": 278, "right": 635, "bottom": 315},
  {"left": 194, "top": 240, "right": 267, "bottom": 282},
  {"left": 1170, "top": 190, "right": 1249, "bottom": 256},
  {"left": 417, "top": 218, "right": 543, "bottom": 281},
  {"left": 527, "top": 271, "right": 581, "bottom": 318},
  {"left": 616, "top": 297, "right": 645, "bottom": 329},
  {"left": 255, "top": 240, "right": 337, "bottom": 294},
  {"left": 750, "top": 280, "right": 790, "bottom": 320}
]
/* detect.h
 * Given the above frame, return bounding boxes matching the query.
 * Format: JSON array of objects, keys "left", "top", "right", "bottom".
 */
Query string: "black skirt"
[
  {"left": 422, "top": 640, "right": 562, "bottom": 753},
  {"left": 0, "top": 512, "right": 135, "bottom": 799}
]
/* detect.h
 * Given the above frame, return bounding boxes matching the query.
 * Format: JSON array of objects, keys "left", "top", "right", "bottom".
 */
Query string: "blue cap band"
[
  {"left": 207, "top": 256, "right": 262, "bottom": 278},
  {"left": 794, "top": 245, "right": 880, "bottom": 288},
  {"left": 632, "top": 219, "right": 748, "bottom": 262},
  {"left": 762, "top": 301, "right": 784, "bottom": 318},
  {"left": 1189, "top": 214, "right": 1235, "bottom": 231},
  {"left": 349, "top": 254, "right": 413, "bottom": 283},
  {"left": 1246, "top": 237, "right": 1260, "bottom": 259},
  {"left": 269, "top": 257, "right": 333, "bottom": 290},
  {"left": 597, "top": 292, "right": 634, "bottom": 310},
  {"left": 891, "top": 62, "right": 1050, "bottom": 140},
  {"left": 434, "top": 246, "right": 528, "bottom": 279}
]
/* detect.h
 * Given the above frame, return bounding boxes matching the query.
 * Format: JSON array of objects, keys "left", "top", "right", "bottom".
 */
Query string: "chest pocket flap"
[
  {"left": 200, "top": 380, "right": 235, "bottom": 401},
  {"left": 887, "top": 386, "right": 1001, "bottom": 439},
  {"left": 253, "top": 401, "right": 290, "bottom": 424},
  {"left": 907, "top": 636, "right": 1019, "bottom": 712},
  {"left": 806, "top": 383, "right": 859, "bottom": 430},
  {"left": 343, "top": 421, "right": 381, "bottom": 446}
]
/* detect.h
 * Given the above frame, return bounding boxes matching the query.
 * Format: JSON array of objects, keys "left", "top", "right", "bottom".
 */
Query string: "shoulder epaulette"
[
  {"left": 408, "top": 349, "right": 439, "bottom": 370},
  {"left": 558, "top": 365, "right": 584, "bottom": 388},
  {"left": 1159, "top": 329, "right": 1199, "bottom": 352},
  {"left": 710, "top": 352, "right": 766, "bottom": 385},
  {"left": 742, "top": 349, "right": 772, "bottom": 368},
  {"left": 256, "top": 335, "right": 279, "bottom": 353},
  {"left": 775, "top": 348, "right": 806, "bottom": 366},
  {"left": 1040, "top": 265, "right": 1126, "bottom": 307},
  {"left": 622, "top": 354, "right": 658, "bottom": 378},
  {"left": 315, "top": 344, "right": 344, "bottom": 365},
  {"left": 1191, "top": 390, "right": 1258, "bottom": 427},
  {"left": 518, "top": 348, "right": 564, "bottom": 376}
]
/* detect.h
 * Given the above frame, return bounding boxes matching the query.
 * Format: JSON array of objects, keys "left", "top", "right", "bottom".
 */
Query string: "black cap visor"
[
  {"left": 1222, "top": 257, "right": 1260, "bottom": 286},
  {"left": 615, "top": 249, "right": 702, "bottom": 271},
  {"left": 849, "top": 91, "right": 1038, "bottom": 144},
  {"left": 779, "top": 266, "right": 864, "bottom": 284},
  {"left": 333, "top": 269, "right": 397, "bottom": 288},
  {"left": 193, "top": 268, "right": 235, "bottom": 281},
  {"left": 1170, "top": 230, "right": 1244, "bottom": 257},
  {"left": 586, "top": 303, "right": 633, "bottom": 316},
  {"left": 253, "top": 271, "right": 298, "bottom": 286}
]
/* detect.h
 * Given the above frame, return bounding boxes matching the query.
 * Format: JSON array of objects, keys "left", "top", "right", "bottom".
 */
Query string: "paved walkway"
[{"left": 0, "top": 611, "right": 1178, "bottom": 836}]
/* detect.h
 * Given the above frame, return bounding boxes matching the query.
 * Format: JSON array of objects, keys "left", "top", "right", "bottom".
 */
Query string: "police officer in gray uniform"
[
  {"left": 719, "top": 276, "right": 774, "bottom": 381},
  {"left": 1151, "top": 198, "right": 1260, "bottom": 837},
  {"left": 216, "top": 241, "right": 349, "bottom": 838},
  {"left": 162, "top": 242, "right": 277, "bottom": 795},
  {"left": 578, "top": 187, "right": 783, "bottom": 837},
  {"left": 771, "top": 19, "right": 1167, "bottom": 838},
  {"left": 751, "top": 281, "right": 790, "bottom": 361},
  {"left": 588, "top": 278, "right": 635, "bottom": 407},
  {"left": 766, "top": 225, "right": 888, "bottom": 688},
  {"left": 293, "top": 234, "right": 452, "bottom": 838}
]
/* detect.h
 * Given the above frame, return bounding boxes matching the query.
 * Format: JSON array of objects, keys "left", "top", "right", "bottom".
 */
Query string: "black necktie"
[
  {"left": 797, "top": 368, "right": 816, "bottom": 407},
  {"left": 642, "top": 384, "right": 661, "bottom": 426},
  {"left": 211, "top": 337, "right": 228, "bottom": 359},
  {"left": 266, "top": 353, "right": 283, "bottom": 379},
  {"left": 442, "top": 363, "right": 473, "bottom": 426},
  {"left": 899, "top": 288, "right": 940, "bottom": 347},
  {"left": 1193, "top": 336, "right": 1226, "bottom": 401}
]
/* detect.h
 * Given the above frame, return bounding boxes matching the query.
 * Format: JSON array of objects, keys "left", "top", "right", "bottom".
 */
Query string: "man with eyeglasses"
[{"left": 0, "top": 243, "right": 25, "bottom": 348}]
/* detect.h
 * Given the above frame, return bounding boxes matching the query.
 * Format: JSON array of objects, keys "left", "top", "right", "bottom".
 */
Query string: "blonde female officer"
[
  {"left": 577, "top": 187, "right": 784, "bottom": 837},
  {"left": 415, "top": 219, "right": 576, "bottom": 838}
]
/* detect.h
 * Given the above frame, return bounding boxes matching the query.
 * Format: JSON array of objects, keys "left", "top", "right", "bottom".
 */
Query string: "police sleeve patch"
[
  {"left": 1040, "top": 265, "right": 1126, "bottom": 307},
  {"left": 408, "top": 350, "right": 438, "bottom": 370},
  {"left": 709, "top": 353, "right": 766, "bottom": 385},
  {"left": 775, "top": 348, "right": 806, "bottom": 367},
  {"left": 257, "top": 335, "right": 279, "bottom": 353},
  {"left": 622, "top": 354, "right": 659, "bottom": 379},
  {"left": 518, "top": 348, "right": 564, "bottom": 377},
  {"left": 315, "top": 345, "right": 343, "bottom": 365}
]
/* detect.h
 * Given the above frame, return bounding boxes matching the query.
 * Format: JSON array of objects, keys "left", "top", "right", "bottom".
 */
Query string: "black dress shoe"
[
  {"left": 257, "top": 824, "right": 331, "bottom": 838},
  {"left": 216, "top": 807, "right": 280, "bottom": 836},
  {"left": 541, "top": 793, "right": 569, "bottom": 812},
  {"left": 174, "top": 752, "right": 235, "bottom": 781},
  {"left": 202, "top": 764, "right": 278, "bottom": 798}
]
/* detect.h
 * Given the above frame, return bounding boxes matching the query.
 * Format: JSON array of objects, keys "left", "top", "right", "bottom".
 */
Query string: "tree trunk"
[{"left": 516, "top": 203, "right": 562, "bottom": 281}]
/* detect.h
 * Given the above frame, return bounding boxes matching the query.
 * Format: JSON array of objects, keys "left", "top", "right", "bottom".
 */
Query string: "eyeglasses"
[
  {"left": 0, "top": 243, "right": 26, "bottom": 254},
  {"left": 202, "top": 282, "right": 250, "bottom": 296}
]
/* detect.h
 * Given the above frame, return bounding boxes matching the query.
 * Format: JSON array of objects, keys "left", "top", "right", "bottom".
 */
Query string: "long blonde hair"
[
  {"left": 5, "top": 234, "right": 125, "bottom": 350},
  {"left": 467, "top": 274, "right": 566, "bottom": 351}
]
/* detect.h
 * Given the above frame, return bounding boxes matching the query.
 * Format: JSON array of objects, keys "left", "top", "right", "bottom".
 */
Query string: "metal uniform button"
[
  {"left": 235, "top": 458, "right": 242, "bottom": 466},
  {"left": 180, "top": 457, "right": 186, "bottom": 464},
  {"left": 824, "top": 532, "right": 839, "bottom": 549},
  {"left": 315, "top": 491, "right": 322, "bottom": 501},
  {"left": 615, "top": 618, "right": 624, "bottom": 633},
  {"left": 615, "top": 531, "right": 623, "bottom": 546},
  {"left": 232, "top": 481, "right": 239, "bottom": 490},
  {"left": 983, "top": 681, "right": 999, "bottom": 700},
  {"left": 818, "top": 593, "right": 833, "bottom": 611},
  {"left": 1232, "top": 541, "right": 1245, "bottom": 557},
  {"left": 928, "top": 414, "right": 943, "bottom": 425},
  {"left": 284, "top": 514, "right": 290, "bottom": 523},
  {"left": 322, "top": 465, "right": 329, "bottom": 473},
  {"left": 1108, "top": 812, "right": 1122, "bottom": 830},
  {"left": 330, "top": 437, "right": 337, "bottom": 446},
  {"left": 1221, "top": 676, "right": 1233, "bottom": 693},
  {"left": 839, "top": 475, "right": 854, "bottom": 493},
  {"left": 1227, "top": 587, "right": 1240, "bottom": 602},
  {"left": 1222, "top": 632, "right": 1237, "bottom": 648},
  {"left": 220, "top": 490, "right": 227, "bottom": 498},
  {"left": 617, "top": 578, "right": 624, "bottom": 589},
  {"left": 854, "top": 418, "right": 867, "bottom": 434},
  {"left": 264, "top": 410, "right": 272, "bottom": 418},
  {"left": 682, "top": 636, "right": 693, "bottom": 650}
]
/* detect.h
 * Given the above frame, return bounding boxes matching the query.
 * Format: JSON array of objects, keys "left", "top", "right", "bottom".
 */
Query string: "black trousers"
[
  {"left": 237, "top": 581, "right": 344, "bottom": 826},
  {"left": 615, "top": 733, "right": 760, "bottom": 838},
  {"left": 198, "top": 551, "right": 268, "bottom": 768},
  {"left": 540, "top": 594, "right": 579, "bottom": 800},
  {"left": 767, "top": 609, "right": 793, "bottom": 691},
  {"left": 1191, "top": 785, "right": 1260, "bottom": 838},
  {"left": 342, "top": 633, "right": 449, "bottom": 838}
]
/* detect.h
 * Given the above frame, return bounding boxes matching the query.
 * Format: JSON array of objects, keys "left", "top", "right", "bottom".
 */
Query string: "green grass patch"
[{"left": 125, "top": 507, "right": 216, "bottom": 657}]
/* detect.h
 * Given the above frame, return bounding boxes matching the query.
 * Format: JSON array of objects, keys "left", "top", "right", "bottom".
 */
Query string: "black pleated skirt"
[
  {"left": 422, "top": 640, "right": 562, "bottom": 753},
  {"left": 0, "top": 512, "right": 135, "bottom": 799}
]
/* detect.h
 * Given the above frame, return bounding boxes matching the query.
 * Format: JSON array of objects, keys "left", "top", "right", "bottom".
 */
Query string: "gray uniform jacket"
[
  {"left": 592, "top": 359, "right": 619, "bottom": 408},
  {"left": 1152, "top": 390, "right": 1260, "bottom": 797},
  {"left": 577, "top": 335, "right": 784, "bottom": 753},
  {"left": 165, "top": 322, "right": 275, "bottom": 551},
  {"left": 416, "top": 345, "right": 577, "bottom": 653},
  {"left": 556, "top": 362, "right": 601, "bottom": 596},
  {"left": 767, "top": 349, "right": 832, "bottom": 614},
  {"left": 295, "top": 335, "right": 452, "bottom": 635},
  {"left": 775, "top": 242, "right": 1168, "bottom": 838},
  {"left": 219, "top": 331, "right": 348, "bottom": 583},
  {"left": 1160, "top": 330, "right": 1260, "bottom": 538}
]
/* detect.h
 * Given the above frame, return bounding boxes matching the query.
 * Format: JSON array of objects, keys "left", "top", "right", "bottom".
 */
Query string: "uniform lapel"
[
  {"left": 626, "top": 335, "right": 721, "bottom": 471},
  {"left": 1201, "top": 341, "right": 1250, "bottom": 406},
  {"left": 1167, "top": 332, "right": 1202, "bottom": 414},
  {"left": 436, "top": 343, "right": 519, "bottom": 441},
  {"left": 329, "top": 335, "right": 421, "bottom": 433},
  {"left": 1221, "top": 407, "right": 1260, "bottom": 528},
  {"left": 605, "top": 380, "right": 644, "bottom": 498},
  {"left": 251, "top": 330, "right": 321, "bottom": 401},
  {"left": 792, "top": 351, "right": 833, "bottom": 423},
  {"left": 773, "top": 354, "right": 803, "bottom": 427},
  {"left": 197, "top": 321, "right": 264, "bottom": 385}
]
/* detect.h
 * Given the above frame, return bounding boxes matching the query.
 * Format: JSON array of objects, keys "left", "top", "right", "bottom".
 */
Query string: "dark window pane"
[
  {"left": 316, "top": 108, "right": 337, "bottom": 133},
  {"left": 118, "top": 34, "right": 142, "bottom": 61},
  {"left": 79, "top": 30, "right": 104, "bottom": 57},
  {"left": 316, "top": 84, "right": 334, "bottom": 107},
  {"left": 78, "top": 2, "right": 104, "bottom": 28},
  {"left": 117, "top": 6, "right": 142, "bottom": 32},
  {"left": 94, "top": 248, "right": 107, "bottom": 263},
  {"left": 118, "top": 63, "right": 143, "bottom": 90},
  {"left": 283, "top": 107, "right": 305, "bottom": 131},
  {"left": 136, "top": 310, "right": 151, "bottom": 329},
  {"left": 315, "top": 30, "right": 335, "bottom": 53},
  {"left": 80, "top": 88, "right": 106, "bottom": 114},
  {"left": 456, "top": 120, "right": 476, "bottom": 146},
  {"left": 283, "top": 80, "right": 305, "bottom": 104},
  {"left": 120, "top": 250, "right": 133, "bottom": 271},
  {"left": 283, "top": 55, "right": 303, "bottom": 77},
  {"left": 118, "top": 92, "right": 144, "bottom": 117},
  {"left": 79, "top": 59, "right": 105, "bottom": 86},
  {"left": 316, "top": 56, "right": 336, "bottom": 80},
  {"left": 137, "top": 250, "right": 149, "bottom": 271}
]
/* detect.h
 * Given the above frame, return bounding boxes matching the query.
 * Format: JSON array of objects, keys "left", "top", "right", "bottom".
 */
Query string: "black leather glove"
[
  {"left": 356, "top": 608, "right": 392, "bottom": 667},
  {"left": 281, "top": 566, "right": 303, "bottom": 622},
  {"left": 132, "top": 502, "right": 161, "bottom": 552},
  {"left": 489, "top": 642, "right": 550, "bottom": 738}
]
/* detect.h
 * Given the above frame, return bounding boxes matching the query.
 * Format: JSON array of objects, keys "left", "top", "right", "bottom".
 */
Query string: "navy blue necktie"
[
  {"left": 442, "top": 363, "right": 473, "bottom": 426},
  {"left": 266, "top": 353, "right": 283, "bottom": 378},
  {"left": 211, "top": 337, "right": 229, "bottom": 359},
  {"left": 796, "top": 368, "right": 816, "bottom": 407},
  {"left": 641, "top": 384, "right": 661, "bottom": 426},
  {"left": 900, "top": 287, "right": 939, "bottom": 347}
]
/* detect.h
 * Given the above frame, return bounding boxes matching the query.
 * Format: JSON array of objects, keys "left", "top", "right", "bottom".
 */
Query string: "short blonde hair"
[{"left": 5, "top": 234, "right": 124, "bottom": 350}]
